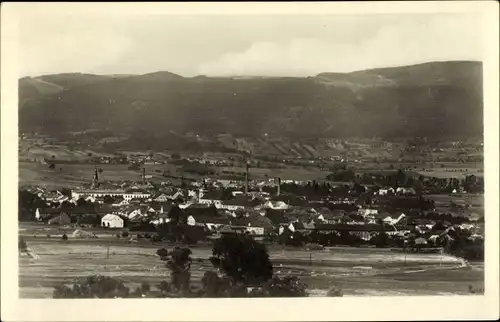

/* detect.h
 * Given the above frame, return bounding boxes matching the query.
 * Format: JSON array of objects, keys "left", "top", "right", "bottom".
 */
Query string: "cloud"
[
  {"left": 16, "top": 12, "right": 483, "bottom": 77},
  {"left": 197, "top": 15, "right": 483, "bottom": 77},
  {"left": 18, "top": 14, "right": 133, "bottom": 76}
]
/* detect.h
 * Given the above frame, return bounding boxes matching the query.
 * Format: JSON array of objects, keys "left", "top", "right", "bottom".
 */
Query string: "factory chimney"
[
  {"left": 142, "top": 167, "right": 146, "bottom": 185},
  {"left": 245, "top": 162, "right": 249, "bottom": 195},
  {"left": 276, "top": 177, "right": 281, "bottom": 196}
]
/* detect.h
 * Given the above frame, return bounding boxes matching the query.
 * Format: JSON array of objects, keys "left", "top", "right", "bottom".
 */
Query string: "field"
[
  {"left": 19, "top": 162, "right": 183, "bottom": 189},
  {"left": 19, "top": 161, "right": 331, "bottom": 189},
  {"left": 19, "top": 227, "right": 483, "bottom": 298},
  {"left": 427, "top": 193, "right": 484, "bottom": 220}
]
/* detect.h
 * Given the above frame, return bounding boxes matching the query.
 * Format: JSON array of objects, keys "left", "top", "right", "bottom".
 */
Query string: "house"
[
  {"left": 375, "top": 187, "right": 395, "bottom": 196},
  {"left": 231, "top": 191, "right": 244, "bottom": 197},
  {"left": 35, "top": 207, "right": 63, "bottom": 221},
  {"left": 122, "top": 207, "right": 144, "bottom": 220},
  {"left": 265, "top": 209, "right": 287, "bottom": 226},
  {"left": 414, "top": 237, "right": 428, "bottom": 246},
  {"left": 187, "top": 215, "right": 196, "bottom": 226},
  {"left": 150, "top": 213, "right": 172, "bottom": 226},
  {"left": 188, "top": 190, "right": 199, "bottom": 201},
  {"left": 169, "top": 191, "right": 185, "bottom": 202},
  {"left": 153, "top": 193, "right": 170, "bottom": 203},
  {"left": 111, "top": 196, "right": 125, "bottom": 206},
  {"left": 44, "top": 190, "right": 65, "bottom": 202},
  {"left": 47, "top": 213, "right": 71, "bottom": 226},
  {"left": 358, "top": 208, "right": 378, "bottom": 217},
  {"left": 218, "top": 225, "right": 240, "bottom": 235},
  {"left": 101, "top": 214, "right": 124, "bottom": 228},
  {"left": 94, "top": 196, "right": 106, "bottom": 204},
  {"left": 246, "top": 226, "right": 265, "bottom": 236},
  {"left": 262, "top": 200, "right": 289, "bottom": 210},
  {"left": 396, "top": 187, "right": 416, "bottom": 196},
  {"left": 246, "top": 214, "right": 274, "bottom": 235}
]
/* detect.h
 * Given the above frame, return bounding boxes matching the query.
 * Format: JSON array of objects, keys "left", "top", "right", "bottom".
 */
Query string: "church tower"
[{"left": 91, "top": 167, "right": 99, "bottom": 189}]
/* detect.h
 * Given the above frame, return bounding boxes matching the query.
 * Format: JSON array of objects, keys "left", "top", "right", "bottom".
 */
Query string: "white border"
[{"left": 2, "top": 2, "right": 499, "bottom": 321}]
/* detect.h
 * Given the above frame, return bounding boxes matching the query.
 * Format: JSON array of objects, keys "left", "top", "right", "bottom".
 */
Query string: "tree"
[
  {"left": 156, "top": 246, "right": 193, "bottom": 294},
  {"left": 76, "top": 198, "right": 87, "bottom": 208},
  {"left": 373, "top": 232, "right": 389, "bottom": 248},
  {"left": 19, "top": 189, "right": 46, "bottom": 221},
  {"left": 103, "top": 195, "right": 115, "bottom": 204},
  {"left": 210, "top": 234, "right": 273, "bottom": 286},
  {"left": 221, "top": 188, "right": 234, "bottom": 200}
]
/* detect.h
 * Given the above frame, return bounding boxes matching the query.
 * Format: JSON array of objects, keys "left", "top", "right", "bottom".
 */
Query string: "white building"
[
  {"left": 375, "top": 188, "right": 395, "bottom": 196},
  {"left": 72, "top": 190, "right": 151, "bottom": 202},
  {"left": 198, "top": 198, "right": 245, "bottom": 211},
  {"left": 101, "top": 214, "right": 124, "bottom": 228},
  {"left": 358, "top": 208, "right": 378, "bottom": 217},
  {"left": 246, "top": 226, "right": 265, "bottom": 236},
  {"left": 187, "top": 215, "right": 196, "bottom": 226}
]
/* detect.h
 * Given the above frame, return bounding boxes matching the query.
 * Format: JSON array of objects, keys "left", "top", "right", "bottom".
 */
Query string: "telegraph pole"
[{"left": 404, "top": 240, "right": 408, "bottom": 266}]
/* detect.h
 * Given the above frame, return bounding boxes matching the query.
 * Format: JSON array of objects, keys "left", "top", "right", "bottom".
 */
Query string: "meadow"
[{"left": 19, "top": 235, "right": 482, "bottom": 298}]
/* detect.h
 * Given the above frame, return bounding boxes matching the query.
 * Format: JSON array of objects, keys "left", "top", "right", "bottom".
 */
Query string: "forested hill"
[{"left": 19, "top": 61, "right": 483, "bottom": 140}]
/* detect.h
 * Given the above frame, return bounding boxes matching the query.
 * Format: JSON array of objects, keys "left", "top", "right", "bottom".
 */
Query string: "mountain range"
[{"left": 19, "top": 61, "right": 483, "bottom": 147}]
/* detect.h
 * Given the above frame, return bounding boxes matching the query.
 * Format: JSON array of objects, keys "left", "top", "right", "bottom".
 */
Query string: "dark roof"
[
  {"left": 219, "top": 225, "right": 237, "bottom": 234},
  {"left": 201, "top": 190, "right": 223, "bottom": 200},
  {"left": 224, "top": 198, "right": 260, "bottom": 207},
  {"left": 314, "top": 223, "right": 386, "bottom": 232},
  {"left": 185, "top": 205, "right": 218, "bottom": 217},
  {"left": 197, "top": 216, "right": 230, "bottom": 224},
  {"left": 38, "top": 208, "right": 63, "bottom": 214},
  {"left": 292, "top": 222, "right": 306, "bottom": 230},
  {"left": 231, "top": 218, "right": 250, "bottom": 226}
]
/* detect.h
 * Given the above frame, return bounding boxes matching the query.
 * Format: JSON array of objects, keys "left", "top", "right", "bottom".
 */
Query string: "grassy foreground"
[{"left": 19, "top": 237, "right": 483, "bottom": 298}]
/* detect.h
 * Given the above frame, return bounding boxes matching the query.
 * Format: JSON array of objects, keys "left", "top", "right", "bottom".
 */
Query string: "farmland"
[
  {"left": 19, "top": 162, "right": 183, "bottom": 189},
  {"left": 19, "top": 232, "right": 483, "bottom": 298}
]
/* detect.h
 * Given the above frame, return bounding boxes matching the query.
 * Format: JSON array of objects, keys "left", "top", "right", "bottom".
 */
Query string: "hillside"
[
  {"left": 19, "top": 61, "right": 483, "bottom": 148},
  {"left": 18, "top": 77, "right": 64, "bottom": 109}
]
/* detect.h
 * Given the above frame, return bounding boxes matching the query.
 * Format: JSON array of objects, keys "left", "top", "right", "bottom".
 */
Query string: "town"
[{"left": 17, "top": 126, "right": 486, "bottom": 298}]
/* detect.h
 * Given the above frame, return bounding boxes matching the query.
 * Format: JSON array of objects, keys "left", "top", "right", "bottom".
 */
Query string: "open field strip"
[{"left": 19, "top": 239, "right": 482, "bottom": 298}]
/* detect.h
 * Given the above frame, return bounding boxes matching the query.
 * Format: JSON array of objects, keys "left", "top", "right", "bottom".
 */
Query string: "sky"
[{"left": 17, "top": 12, "right": 484, "bottom": 77}]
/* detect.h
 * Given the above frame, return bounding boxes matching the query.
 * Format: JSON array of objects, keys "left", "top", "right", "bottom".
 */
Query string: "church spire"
[{"left": 91, "top": 167, "right": 99, "bottom": 189}]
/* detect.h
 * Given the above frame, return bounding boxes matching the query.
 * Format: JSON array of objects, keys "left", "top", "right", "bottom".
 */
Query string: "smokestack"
[
  {"left": 142, "top": 168, "right": 146, "bottom": 184},
  {"left": 245, "top": 162, "right": 249, "bottom": 195},
  {"left": 277, "top": 177, "right": 281, "bottom": 196}
]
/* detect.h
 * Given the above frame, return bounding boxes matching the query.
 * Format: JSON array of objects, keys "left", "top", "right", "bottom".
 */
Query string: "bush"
[
  {"left": 305, "top": 243, "right": 324, "bottom": 251},
  {"left": 19, "top": 237, "right": 28, "bottom": 251},
  {"left": 201, "top": 271, "right": 228, "bottom": 297},
  {"left": 265, "top": 276, "right": 307, "bottom": 297},
  {"left": 53, "top": 275, "right": 130, "bottom": 298},
  {"left": 121, "top": 231, "right": 129, "bottom": 238},
  {"left": 62, "top": 234, "right": 68, "bottom": 241},
  {"left": 326, "top": 285, "right": 343, "bottom": 297}
]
